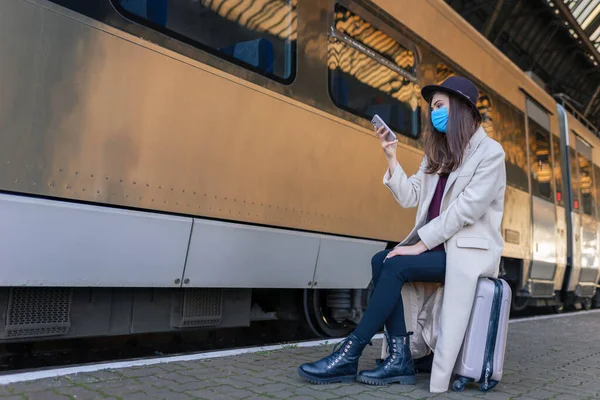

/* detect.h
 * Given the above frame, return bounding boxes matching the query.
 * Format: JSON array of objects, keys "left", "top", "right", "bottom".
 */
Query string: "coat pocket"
[{"left": 456, "top": 237, "right": 489, "bottom": 250}]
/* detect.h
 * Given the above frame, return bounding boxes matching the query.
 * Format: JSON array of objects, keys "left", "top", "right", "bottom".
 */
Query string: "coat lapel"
[{"left": 442, "top": 126, "right": 489, "bottom": 199}]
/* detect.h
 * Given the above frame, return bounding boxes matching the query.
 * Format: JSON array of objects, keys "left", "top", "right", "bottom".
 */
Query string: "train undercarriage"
[{"left": 1, "top": 267, "right": 598, "bottom": 344}]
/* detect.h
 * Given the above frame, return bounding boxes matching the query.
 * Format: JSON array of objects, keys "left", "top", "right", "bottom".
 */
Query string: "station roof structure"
[{"left": 445, "top": 0, "right": 600, "bottom": 133}]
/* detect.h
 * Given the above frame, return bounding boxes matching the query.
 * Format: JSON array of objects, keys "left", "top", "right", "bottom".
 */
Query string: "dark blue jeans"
[{"left": 353, "top": 250, "right": 446, "bottom": 341}]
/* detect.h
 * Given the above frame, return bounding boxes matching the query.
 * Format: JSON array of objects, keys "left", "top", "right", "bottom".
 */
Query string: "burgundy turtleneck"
[{"left": 426, "top": 174, "right": 449, "bottom": 251}]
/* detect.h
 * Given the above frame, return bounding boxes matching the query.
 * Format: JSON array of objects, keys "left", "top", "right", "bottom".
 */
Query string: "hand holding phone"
[
  {"left": 371, "top": 114, "right": 397, "bottom": 142},
  {"left": 371, "top": 114, "right": 398, "bottom": 160}
]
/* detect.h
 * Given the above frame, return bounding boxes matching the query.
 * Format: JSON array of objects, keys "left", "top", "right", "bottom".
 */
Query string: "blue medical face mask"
[{"left": 431, "top": 107, "right": 449, "bottom": 133}]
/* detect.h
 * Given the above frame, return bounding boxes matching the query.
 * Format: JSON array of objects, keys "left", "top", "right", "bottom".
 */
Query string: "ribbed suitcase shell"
[{"left": 452, "top": 277, "right": 511, "bottom": 392}]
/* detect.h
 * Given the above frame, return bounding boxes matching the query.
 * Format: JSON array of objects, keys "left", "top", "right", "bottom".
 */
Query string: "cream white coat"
[{"left": 380, "top": 127, "right": 506, "bottom": 392}]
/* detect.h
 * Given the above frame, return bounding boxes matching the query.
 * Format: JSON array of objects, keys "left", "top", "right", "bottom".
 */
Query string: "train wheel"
[{"left": 302, "top": 289, "right": 354, "bottom": 338}]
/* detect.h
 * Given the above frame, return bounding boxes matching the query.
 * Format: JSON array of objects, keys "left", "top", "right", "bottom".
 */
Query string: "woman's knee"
[
  {"left": 379, "top": 256, "right": 411, "bottom": 283},
  {"left": 371, "top": 250, "right": 389, "bottom": 282},
  {"left": 371, "top": 250, "right": 390, "bottom": 266}
]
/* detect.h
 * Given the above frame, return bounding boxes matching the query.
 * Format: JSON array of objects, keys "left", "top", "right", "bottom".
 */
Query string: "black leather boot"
[
  {"left": 298, "top": 333, "right": 369, "bottom": 384},
  {"left": 375, "top": 352, "right": 433, "bottom": 373},
  {"left": 357, "top": 332, "right": 416, "bottom": 385}
]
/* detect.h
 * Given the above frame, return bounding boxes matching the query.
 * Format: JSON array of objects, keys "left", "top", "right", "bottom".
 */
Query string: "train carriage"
[{"left": 0, "top": 0, "right": 598, "bottom": 342}]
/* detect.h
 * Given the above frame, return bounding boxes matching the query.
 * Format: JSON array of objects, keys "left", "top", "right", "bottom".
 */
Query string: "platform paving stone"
[{"left": 2, "top": 312, "right": 600, "bottom": 399}]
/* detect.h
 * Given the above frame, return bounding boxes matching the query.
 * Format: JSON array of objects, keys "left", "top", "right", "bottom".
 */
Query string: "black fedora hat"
[{"left": 421, "top": 76, "right": 480, "bottom": 117}]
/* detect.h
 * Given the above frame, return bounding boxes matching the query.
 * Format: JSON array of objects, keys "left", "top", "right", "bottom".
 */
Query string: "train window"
[
  {"left": 578, "top": 153, "right": 595, "bottom": 216},
  {"left": 328, "top": 4, "right": 421, "bottom": 138},
  {"left": 477, "top": 92, "right": 494, "bottom": 138},
  {"left": 473, "top": 94, "right": 528, "bottom": 192},
  {"left": 436, "top": 63, "right": 455, "bottom": 83},
  {"left": 569, "top": 147, "right": 581, "bottom": 212},
  {"left": 111, "top": 0, "right": 297, "bottom": 82},
  {"left": 551, "top": 134, "right": 564, "bottom": 206},
  {"left": 529, "top": 126, "right": 554, "bottom": 201}
]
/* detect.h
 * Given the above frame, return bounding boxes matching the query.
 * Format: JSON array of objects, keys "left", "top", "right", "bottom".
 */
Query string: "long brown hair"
[{"left": 422, "top": 94, "right": 481, "bottom": 174}]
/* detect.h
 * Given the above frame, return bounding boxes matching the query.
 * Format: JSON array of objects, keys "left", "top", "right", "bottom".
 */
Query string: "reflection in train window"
[
  {"left": 477, "top": 93, "right": 494, "bottom": 139},
  {"left": 334, "top": 4, "right": 416, "bottom": 76},
  {"left": 531, "top": 128, "right": 553, "bottom": 201},
  {"left": 480, "top": 94, "right": 528, "bottom": 192},
  {"left": 552, "top": 134, "right": 564, "bottom": 206},
  {"left": 328, "top": 4, "right": 420, "bottom": 138},
  {"left": 578, "top": 153, "right": 595, "bottom": 216},
  {"left": 111, "top": 0, "right": 297, "bottom": 82},
  {"left": 436, "top": 63, "right": 455, "bottom": 83}
]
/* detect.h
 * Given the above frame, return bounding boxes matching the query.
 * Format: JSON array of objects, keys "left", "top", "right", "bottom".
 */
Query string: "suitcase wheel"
[
  {"left": 479, "top": 380, "right": 499, "bottom": 392},
  {"left": 452, "top": 376, "right": 471, "bottom": 392}
]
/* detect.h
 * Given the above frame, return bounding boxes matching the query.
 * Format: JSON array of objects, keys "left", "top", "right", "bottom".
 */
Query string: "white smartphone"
[{"left": 371, "top": 114, "right": 397, "bottom": 142}]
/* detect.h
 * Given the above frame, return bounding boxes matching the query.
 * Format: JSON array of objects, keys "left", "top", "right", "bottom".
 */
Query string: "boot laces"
[
  {"left": 326, "top": 338, "right": 352, "bottom": 369},
  {"left": 325, "top": 337, "right": 372, "bottom": 370},
  {"left": 383, "top": 333, "right": 398, "bottom": 369},
  {"left": 383, "top": 331, "right": 411, "bottom": 369}
]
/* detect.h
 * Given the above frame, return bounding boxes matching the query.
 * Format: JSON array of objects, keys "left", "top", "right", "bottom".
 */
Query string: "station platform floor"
[{"left": 1, "top": 310, "right": 599, "bottom": 400}]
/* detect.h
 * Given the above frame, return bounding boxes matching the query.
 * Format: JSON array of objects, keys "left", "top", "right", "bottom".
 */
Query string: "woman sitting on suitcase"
[{"left": 298, "top": 76, "right": 506, "bottom": 393}]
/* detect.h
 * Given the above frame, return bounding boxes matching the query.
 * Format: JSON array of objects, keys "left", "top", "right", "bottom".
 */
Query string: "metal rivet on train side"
[
  {"left": 313, "top": 282, "right": 318, "bottom": 287},
  {"left": 184, "top": 279, "right": 190, "bottom": 284},
  {"left": 174, "top": 278, "right": 181, "bottom": 284}
]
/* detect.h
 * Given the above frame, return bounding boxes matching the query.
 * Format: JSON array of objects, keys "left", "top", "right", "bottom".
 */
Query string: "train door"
[
  {"left": 573, "top": 136, "right": 598, "bottom": 305},
  {"left": 551, "top": 125, "right": 568, "bottom": 294},
  {"left": 564, "top": 142, "right": 583, "bottom": 294},
  {"left": 525, "top": 98, "right": 558, "bottom": 299},
  {"left": 557, "top": 107, "right": 599, "bottom": 309},
  {"left": 557, "top": 104, "right": 583, "bottom": 307}
]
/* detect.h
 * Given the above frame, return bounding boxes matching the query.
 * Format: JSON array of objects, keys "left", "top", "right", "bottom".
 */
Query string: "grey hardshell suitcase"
[{"left": 452, "top": 277, "right": 511, "bottom": 392}]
